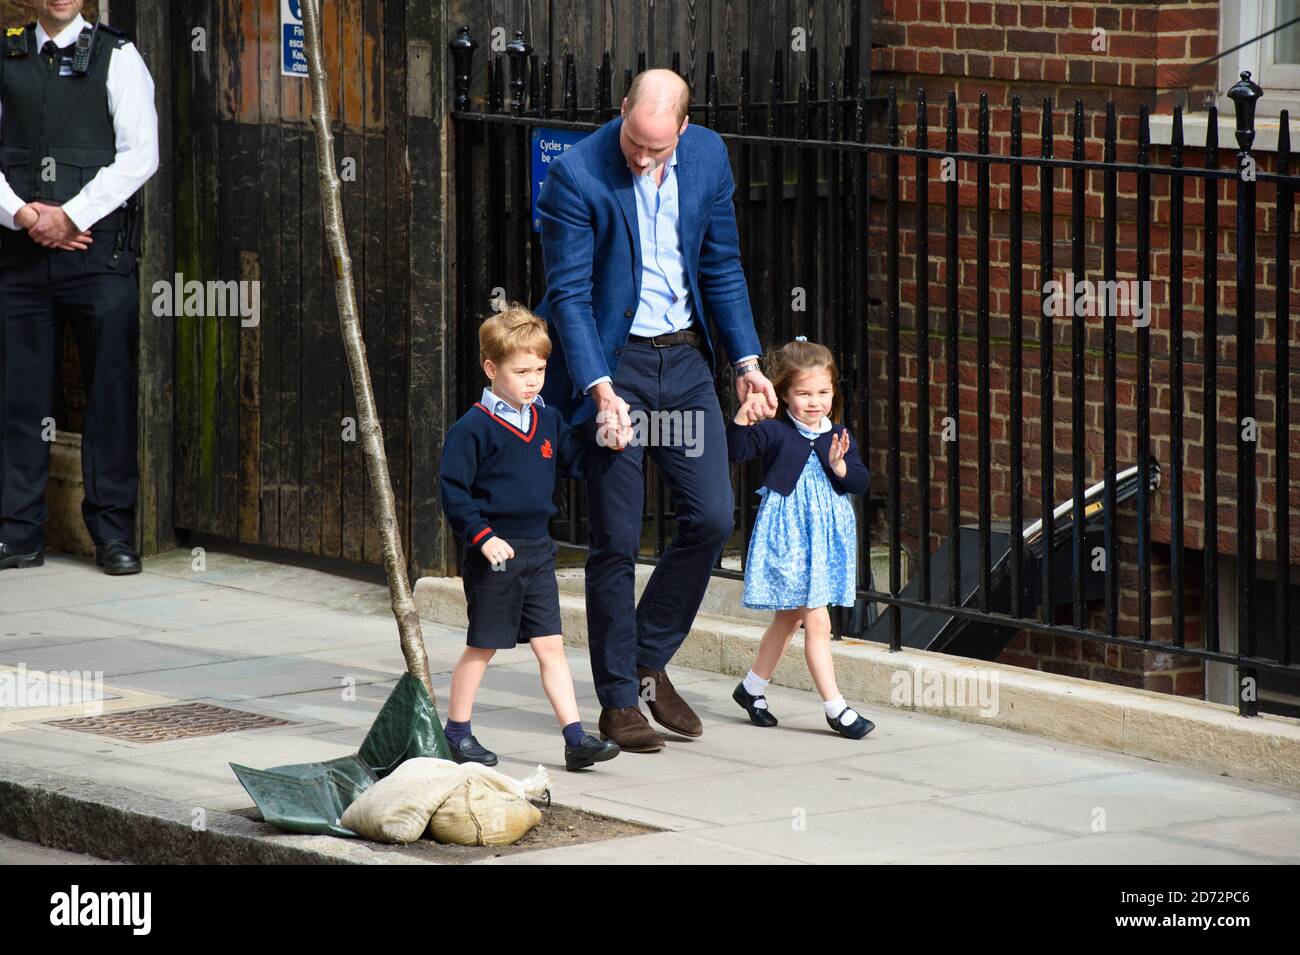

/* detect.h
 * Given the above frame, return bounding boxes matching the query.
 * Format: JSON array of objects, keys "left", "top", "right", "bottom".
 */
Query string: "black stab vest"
[{"left": 0, "top": 23, "right": 126, "bottom": 207}]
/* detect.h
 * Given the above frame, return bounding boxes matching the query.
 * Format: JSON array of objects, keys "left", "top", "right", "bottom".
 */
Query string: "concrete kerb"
[
  {"left": 412, "top": 574, "right": 1300, "bottom": 792},
  {"left": 0, "top": 761, "right": 424, "bottom": 865}
]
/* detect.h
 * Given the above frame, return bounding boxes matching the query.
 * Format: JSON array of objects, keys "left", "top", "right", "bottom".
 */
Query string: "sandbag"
[
  {"left": 426, "top": 776, "right": 542, "bottom": 846},
  {"left": 340, "top": 757, "right": 470, "bottom": 844},
  {"left": 339, "top": 757, "right": 553, "bottom": 845}
]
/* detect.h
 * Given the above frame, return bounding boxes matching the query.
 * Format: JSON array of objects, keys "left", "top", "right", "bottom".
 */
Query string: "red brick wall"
[{"left": 863, "top": 0, "right": 1298, "bottom": 694}]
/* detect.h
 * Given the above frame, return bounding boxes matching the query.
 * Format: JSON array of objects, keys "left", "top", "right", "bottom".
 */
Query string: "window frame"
[{"left": 1220, "top": 0, "right": 1300, "bottom": 117}]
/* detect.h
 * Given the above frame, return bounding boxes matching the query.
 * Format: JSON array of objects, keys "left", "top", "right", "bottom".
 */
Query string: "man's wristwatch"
[{"left": 735, "top": 360, "right": 760, "bottom": 377}]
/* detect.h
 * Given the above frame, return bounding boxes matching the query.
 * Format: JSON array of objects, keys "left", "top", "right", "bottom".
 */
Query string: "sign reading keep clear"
[
  {"left": 531, "top": 128, "right": 591, "bottom": 232},
  {"left": 281, "top": 0, "right": 306, "bottom": 77}
]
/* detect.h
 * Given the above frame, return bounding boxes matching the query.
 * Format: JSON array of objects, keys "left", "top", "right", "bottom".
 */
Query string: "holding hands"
[
  {"left": 733, "top": 391, "right": 776, "bottom": 426},
  {"left": 591, "top": 381, "right": 634, "bottom": 451}
]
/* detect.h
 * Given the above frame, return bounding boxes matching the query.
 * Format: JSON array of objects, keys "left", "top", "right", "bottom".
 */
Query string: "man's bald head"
[
  {"left": 623, "top": 69, "right": 691, "bottom": 126},
  {"left": 619, "top": 69, "right": 691, "bottom": 178}
]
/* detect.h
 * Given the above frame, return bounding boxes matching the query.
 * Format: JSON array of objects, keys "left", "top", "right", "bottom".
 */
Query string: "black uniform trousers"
[{"left": 0, "top": 222, "right": 139, "bottom": 552}]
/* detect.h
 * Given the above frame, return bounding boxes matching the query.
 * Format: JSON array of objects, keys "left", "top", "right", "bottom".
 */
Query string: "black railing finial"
[
  {"left": 1228, "top": 70, "right": 1263, "bottom": 153},
  {"left": 505, "top": 31, "right": 532, "bottom": 116},
  {"left": 449, "top": 25, "right": 478, "bottom": 112}
]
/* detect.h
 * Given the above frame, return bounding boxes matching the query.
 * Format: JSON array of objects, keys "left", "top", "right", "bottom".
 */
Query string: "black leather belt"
[{"left": 627, "top": 326, "right": 703, "bottom": 348}]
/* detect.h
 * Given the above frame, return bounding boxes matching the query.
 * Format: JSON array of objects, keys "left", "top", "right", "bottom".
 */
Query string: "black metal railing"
[{"left": 446, "top": 27, "right": 1299, "bottom": 718}]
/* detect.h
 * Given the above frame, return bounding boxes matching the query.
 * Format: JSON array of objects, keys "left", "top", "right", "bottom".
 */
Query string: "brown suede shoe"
[
  {"left": 598, "top": 706, "right": 664, "bottom": 753},
  {"left": 637, "top": 665, "right": 703, "bottom": 738}
]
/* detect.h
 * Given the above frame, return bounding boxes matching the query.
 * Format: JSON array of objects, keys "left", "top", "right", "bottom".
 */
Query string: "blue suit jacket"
[{"left": 533, "top": 117, "right": 762, "bottom": 424}]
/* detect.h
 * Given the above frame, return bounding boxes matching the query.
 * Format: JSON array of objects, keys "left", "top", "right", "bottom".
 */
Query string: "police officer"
[{"left": 0, "top": 0, "right": 158, "bottom": 574}]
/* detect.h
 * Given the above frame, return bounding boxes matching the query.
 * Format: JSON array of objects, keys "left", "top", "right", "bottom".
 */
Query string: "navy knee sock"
[
  {"left": 445, "top": 718, "right": 471, "bottom": 746},
  {"left": 562, "top": 721, "right": 585, "bottom": 747}
]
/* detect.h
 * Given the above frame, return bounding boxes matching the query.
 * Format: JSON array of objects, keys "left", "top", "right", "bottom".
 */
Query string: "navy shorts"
[{"left": 461, "top": 536, "right": 563, "bottom": 649}]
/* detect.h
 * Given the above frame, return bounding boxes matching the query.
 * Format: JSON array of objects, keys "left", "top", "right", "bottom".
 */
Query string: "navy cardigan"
[{"left": 726, "top": 415, "right": 870, "bottom": 497}]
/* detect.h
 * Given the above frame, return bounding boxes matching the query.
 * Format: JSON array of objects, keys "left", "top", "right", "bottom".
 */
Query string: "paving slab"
[
  {"left": 0, "top": 609, "right": 145, "bottom": 647},
  {"left": 481, "top": 830, "right": 804, "bottom": 865},
  {"left": 686, "top": 802, "right": 1066, "bottom": 864},
  {"left": 940, "top": 770, "right": 1300, "bottom": 836},
  {"left": 3, "top": 637, "right": 235, "bottom": 678},
  {"left": 1141, "top": 810, "right": 1300, "bottom": 863}
]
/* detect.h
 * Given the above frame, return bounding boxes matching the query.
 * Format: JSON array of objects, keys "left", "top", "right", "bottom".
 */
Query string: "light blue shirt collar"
[{"left": 481, "top": 387, "right": 543, "bottom": 431}]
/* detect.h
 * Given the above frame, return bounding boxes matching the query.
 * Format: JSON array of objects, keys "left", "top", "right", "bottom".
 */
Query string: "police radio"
[{"left": 71, "top": 17, "right": 98, "bottom": 75}]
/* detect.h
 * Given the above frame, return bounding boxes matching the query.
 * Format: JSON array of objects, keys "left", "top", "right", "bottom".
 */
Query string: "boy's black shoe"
[
  {"left": 448, "top": 734, "right": 499, "bottom": 766},
  {"left": 0, "top": 541, "right": 44, "bottom": 570},
  {"left": 826, "top": 707, "right": 875, "bottom": 740},
  {"left": 564, "top": 733, "right": 620, "bottom": 771},
  {"left": 732, "top": 682, "right": 778, "bottom": 727}
]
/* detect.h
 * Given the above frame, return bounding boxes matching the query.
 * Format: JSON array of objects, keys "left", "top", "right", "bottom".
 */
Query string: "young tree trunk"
[{"left": 300, "top": 0, "right": 435, "bottom": 703}]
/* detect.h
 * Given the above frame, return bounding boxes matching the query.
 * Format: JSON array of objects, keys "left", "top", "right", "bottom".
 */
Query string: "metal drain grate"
[{"left": 47, "top": 702, "right": 293, "bottom": 742}]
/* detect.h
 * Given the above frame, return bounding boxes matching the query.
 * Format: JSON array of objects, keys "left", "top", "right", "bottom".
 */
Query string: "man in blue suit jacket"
[{"left": 535, "top": 69, "right": 776, "bottom": 752}]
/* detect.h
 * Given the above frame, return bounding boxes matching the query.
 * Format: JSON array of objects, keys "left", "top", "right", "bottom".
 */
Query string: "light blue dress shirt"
[
  {"left": 630, "top": 149, "right": 692, "bottom": 339},
  {"left": 481, "top": 386, "right": 543, "bottom": 433},
  {"left": 583, "top": 148, "right": 758, "bottom": 394}
]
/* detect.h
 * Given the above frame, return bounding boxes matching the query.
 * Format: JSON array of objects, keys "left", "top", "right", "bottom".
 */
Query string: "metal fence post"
[{"left": 1228, "top": 70, "right": 1262, "bottom": 717}]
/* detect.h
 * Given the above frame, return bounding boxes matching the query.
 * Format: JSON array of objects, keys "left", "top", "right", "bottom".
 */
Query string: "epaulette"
[
  {"left": 3, "top": 23, "right": 29, "bottom": 58},
  {"left": 95, "top": 22, "right": 132, "bottom": 45}
]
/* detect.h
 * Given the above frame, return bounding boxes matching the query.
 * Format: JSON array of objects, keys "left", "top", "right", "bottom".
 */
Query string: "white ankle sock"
[
  {"left": 743, "top": 670, "right": 770, "bottom": 709},
  {"left": 824, "top": 695, "right": 859, "bottom": 724}
]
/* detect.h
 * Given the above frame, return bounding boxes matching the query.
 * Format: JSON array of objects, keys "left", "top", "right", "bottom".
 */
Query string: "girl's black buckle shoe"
[
  {"left": 827, "top": 707, "right": 875, "bottom": 739},
  {"left": 732, "top": 682, "right": 779, "bottom": 727}
]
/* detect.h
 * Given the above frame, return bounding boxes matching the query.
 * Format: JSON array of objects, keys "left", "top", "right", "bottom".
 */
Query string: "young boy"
[{"left": 438, "top": 305, "right": 620, "bottom": 772}]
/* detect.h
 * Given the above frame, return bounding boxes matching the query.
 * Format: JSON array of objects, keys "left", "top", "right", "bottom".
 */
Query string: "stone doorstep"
[
  {"left": 412, "top": 574, "right": 1300, "bottom": 793},
  {"left": 554, "top": 552, "right": 905, "bottom": 626}
]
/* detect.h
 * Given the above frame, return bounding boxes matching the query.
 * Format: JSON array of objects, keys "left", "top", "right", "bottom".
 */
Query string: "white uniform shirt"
[{"left": 0, "top": 13, "right": 159, "bottom": 232}]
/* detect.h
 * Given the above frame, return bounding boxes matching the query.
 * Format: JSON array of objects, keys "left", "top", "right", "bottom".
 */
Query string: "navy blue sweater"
[
  {"left": 439, "top": 401, "right": 592, "bottom": 547},
  {"left": 727, "top": 415, "right": 870, "bottom": 497}
]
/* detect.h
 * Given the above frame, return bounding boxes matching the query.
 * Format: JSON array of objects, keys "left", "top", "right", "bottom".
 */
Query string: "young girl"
[{"left": 726, "top": 336, "right": 875, "bottom": 739}]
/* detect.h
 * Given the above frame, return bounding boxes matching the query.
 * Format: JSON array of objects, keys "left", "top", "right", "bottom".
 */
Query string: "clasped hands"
[
  {"left": 14, "top": 202, "right": 93, "bottom": 250},
  {"left": 593, "top": 364, "right": 780, "bottom": 452},
  {"left": 733, "top": 390, "right": 851, "bottom": 478}
]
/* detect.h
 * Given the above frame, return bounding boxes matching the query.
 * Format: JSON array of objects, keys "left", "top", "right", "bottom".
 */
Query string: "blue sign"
[
  {"left": 281, "top": 0, "right": 306, "bottom": 77},
  {"left": 531, "top": 128, "right": 591, "bottom": 232}
]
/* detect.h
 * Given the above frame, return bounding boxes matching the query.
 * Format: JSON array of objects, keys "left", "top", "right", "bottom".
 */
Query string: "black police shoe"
[
  {"left": 95, "top": 539, "right": 142, "bottom": 576},
  {"left": 564, "top": 733, "right": 620, "bottom": 771},
  {"left": 732, "top": 681, "right": 779, "bottom": 727},
  {"left": 826, "top": 706, "right": 875, "bottom": 740},
  {"left": 448, "top": 734, "right": 498, "bottom": 767},
  {"left": 0, "top": 541, "right": 44, "bottom": 570}
]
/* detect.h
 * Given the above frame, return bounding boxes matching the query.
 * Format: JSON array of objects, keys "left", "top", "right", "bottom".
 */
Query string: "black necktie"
[{"left": 41, "top": 40, "right": 57, "bottom": 64}]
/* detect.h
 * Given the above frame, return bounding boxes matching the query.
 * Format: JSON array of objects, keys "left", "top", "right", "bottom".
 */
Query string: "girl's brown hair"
[{"left": 764, "top": 338, "right": 843, "bottom": 423}]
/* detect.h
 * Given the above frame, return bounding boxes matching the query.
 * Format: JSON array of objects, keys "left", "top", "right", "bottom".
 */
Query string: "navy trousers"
[
  {"left": 582, "top": 337, "right": 734, "bottom": 709},
  {"left": 0, "top": 233, "right": 140, "bottom": 552}
]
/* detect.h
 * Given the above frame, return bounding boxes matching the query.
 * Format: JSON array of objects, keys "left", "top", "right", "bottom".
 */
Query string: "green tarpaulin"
[{"left": 231, "top": 672, "right": 453, "bottom": 837}]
